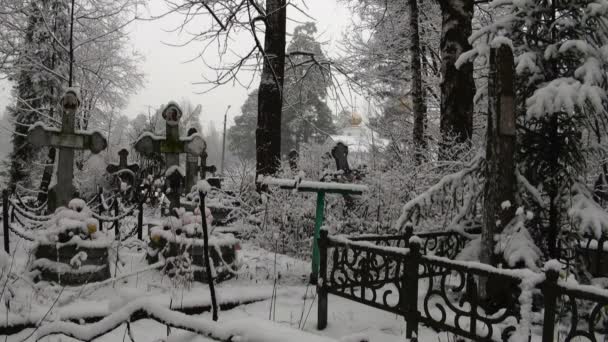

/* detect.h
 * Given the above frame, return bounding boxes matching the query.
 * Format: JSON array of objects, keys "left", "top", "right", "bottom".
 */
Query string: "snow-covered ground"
[{"left": 1, "top": 219, "right": 431, "bottom": 342}]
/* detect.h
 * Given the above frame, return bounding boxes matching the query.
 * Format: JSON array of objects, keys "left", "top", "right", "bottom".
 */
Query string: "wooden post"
[
  {"left": 317, "top": 229, "right": 329, "bottom": 330},
  {"left": 137, "top": 199, "right": 143, "bottom": 241},
  {"left": 481, "top": 45, "right": 516, "bottom": 298},
  {"left": 405, "top": 238, "right": 420, "bottom": 339},
  {"left": 3, "top": 190, "right": 9, "bottom": 253},
  {"left": 199, "top": 190, "right": 218, "bottom": 321},
  {"left": 541, "top": 269, "right": 559, "bottom": 342}
]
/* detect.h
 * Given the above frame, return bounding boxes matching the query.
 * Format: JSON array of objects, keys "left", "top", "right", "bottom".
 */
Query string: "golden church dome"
[{"left": 351, "top": 112, "right": 362, "bottom": 126}]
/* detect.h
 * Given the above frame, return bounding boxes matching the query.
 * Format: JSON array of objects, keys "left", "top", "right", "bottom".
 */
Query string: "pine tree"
[
  {"left": 460, "top": 0, "right": 608, "bottom": 256},
  {"left": 230, "top": 23, "right": 337, "bottom": 160},
  {"left": 8, "top": 0, "right": 69, "bottom": 189}
]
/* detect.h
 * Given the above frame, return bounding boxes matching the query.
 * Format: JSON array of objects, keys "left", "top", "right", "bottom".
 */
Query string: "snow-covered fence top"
[
  {"left": 319, "top": 230, "right": 608, "bottom": 342},
  {"left": 258, "top": 176, "right": 368, "bottom": 194}
]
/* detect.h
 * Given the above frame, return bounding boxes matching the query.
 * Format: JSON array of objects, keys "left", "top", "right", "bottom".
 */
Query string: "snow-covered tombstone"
[
  {"left": 147, "top": 201, "right": 240, "bottom": 284},
  {"left": 134, "top": 102, "right": 206, "bottom": 213},
  {"left": 31, "top": 198, "right": 112, "bottom": 285},
  {"left": 27, "top": 89, "right": 108, "bottom": 212}
]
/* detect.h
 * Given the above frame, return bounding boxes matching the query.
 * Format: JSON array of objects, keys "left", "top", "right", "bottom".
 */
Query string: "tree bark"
[
  {"left": 439, "top": 0, "right": 475, "bottom": 157},
  {"left": 256, "top": 0, "right": 287, "bottom": 183},
  {"left": 481, "top": 45, "right": 516, "bottom": 299},
  {"left": 409, "top": 0, "right": 427, "bottom": 164}
]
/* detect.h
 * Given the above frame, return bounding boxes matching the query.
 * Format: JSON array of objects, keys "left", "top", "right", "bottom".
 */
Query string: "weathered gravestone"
[
  {"left": 134, "top": 102, "right": 206, "bottom": 213},
  {"left": 28, "top": 89, "right": 108, "bottom": 212},
  {"left": 107, "top": 148, "right": 139, "bottom": 189}
]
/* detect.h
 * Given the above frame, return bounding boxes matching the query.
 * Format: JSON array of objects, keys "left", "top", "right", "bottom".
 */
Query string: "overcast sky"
[
  {"left": 0, "top": 0, "right": 353, "bottom": 132},
  {"left": 124, "top": 0, "right": 353, "bottom": 131}
]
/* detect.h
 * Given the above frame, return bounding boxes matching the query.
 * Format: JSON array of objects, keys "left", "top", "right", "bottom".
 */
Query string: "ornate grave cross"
[
  {"left": 200, "top": 151, "right": 217, "bottom": 179},
  {"left": 184, "top": 128, "right": 205, "bottom": 194},
  {"left": 258, "top": 176, "right": 367, "bottom": 284},
  {"left": 107, "top": 149, "right": 139, "bottom": 181},
  {"left": 107, "top": 148, "right": 140, "bottom": 197},
  {"left": 134, "top": 102, "right": 206, "bottom": 212},
  {"left": 28, "top": 89, "right": 108, "bottom": 211}
]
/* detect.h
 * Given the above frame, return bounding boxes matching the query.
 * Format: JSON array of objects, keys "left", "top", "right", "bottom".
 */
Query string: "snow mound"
[
  {"left": 40, "top": 199, "right": 109, "bottom": 244},
  {"left": 196, "top": 180, "right": 212, "bottom": 194}
]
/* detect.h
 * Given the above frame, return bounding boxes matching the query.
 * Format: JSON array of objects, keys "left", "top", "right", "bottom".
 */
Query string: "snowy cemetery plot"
[
  {"left": 0, "top": 221, "right": 376, "bottom": 342},
  {"left": 14, "top": 199, "right": 113, "bottom": 285},
  {"left": 181, "top": 188, "right": 243, "bottom": 228},
  {"left": 146, "top": 207, "right": 240, "bottom": 283}
]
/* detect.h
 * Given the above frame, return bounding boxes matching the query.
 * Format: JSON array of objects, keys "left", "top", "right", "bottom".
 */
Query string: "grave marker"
[
  {"left": 107, "top": 148, "right": 139, "bottom": 182},
  {"left": 185, "top": 128, "right": 200, "bottom": 193},
  {"left": 331, "top": 142, "right": 351, "bottom": 175},
  {"left": 258, "top": 176, "right": 368, "bottom": 283},
  {"left": 134, "top": 102, "right": 206, "bottom": 212},
  {"left": 28, "top": 89, "right": 108, "bottom": 211}
]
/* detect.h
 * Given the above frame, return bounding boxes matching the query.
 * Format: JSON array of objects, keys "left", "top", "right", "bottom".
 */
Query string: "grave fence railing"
[
  {"left": 2, "top": 189, "right": 144, "bottom": 252},
  {"left": 317, "top": 229, "right": 608, "bottom": 342}
]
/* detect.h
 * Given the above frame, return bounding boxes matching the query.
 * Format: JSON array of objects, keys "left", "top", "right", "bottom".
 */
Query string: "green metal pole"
[{"left": 311, "top": 191, "right": 325, "bottom": 284}]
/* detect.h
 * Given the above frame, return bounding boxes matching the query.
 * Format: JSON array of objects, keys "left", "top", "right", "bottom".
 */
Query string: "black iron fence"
[
  {"left": 2, "top": 189, "right": 143, "bottom": 253},
  {"left": 317, "top": 229, "right": 608, "bottom": 342}
]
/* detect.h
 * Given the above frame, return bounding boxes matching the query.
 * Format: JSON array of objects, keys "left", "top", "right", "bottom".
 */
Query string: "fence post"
[
  {"left": 98, "top": 187, "right": 103, "bottom": 232},
  {"left": 137, "top": 199, "right": 143, "bottom": 240},
  {"left": 405, "top": 237, "right": 421, "bottom": 339},
  {"left": 541, "top": 268, "right": 559, "bottom": 342},
  {"left": 317, "top": 229, "right": 329, "bottom": 330},
  {"left": 113, "top": 199, "right": 120, "bottom": 241},
  {"left": 404, "top": 224, "right": 413, "bottom": 247},
  {"left": 3, "top": 190, "right": 9, "bottom": 253},
  {"left": 596, "top": 235, "right": 605, "bottom": 275}
]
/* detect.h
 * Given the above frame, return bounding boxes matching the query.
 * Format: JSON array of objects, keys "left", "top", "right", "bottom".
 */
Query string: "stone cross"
[
  {"left": 185, "top": 128, "right": 200, "bottom": 194},
  {"left": 107, "top": 148, "right": 139, "bottom": 194},
  {"left": 200, "top": 150, "right": 217, "bottom": 179},
  {"left": 107, "top": 149, "right": 139, "bottom": 180},
  {"left": 28, "top": 89, "right": 108, "bottom": 211},
  {"left": 134, "top": 102, "right": 206, "bottom": 212}
]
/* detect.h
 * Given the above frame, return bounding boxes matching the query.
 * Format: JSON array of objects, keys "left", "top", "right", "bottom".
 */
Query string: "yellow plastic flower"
[
  {"left": 87, "top": 222, "right": 97, "bottom": 234},
  {"left": 151, "top": 233, "right": 162, "bottom": 243}
]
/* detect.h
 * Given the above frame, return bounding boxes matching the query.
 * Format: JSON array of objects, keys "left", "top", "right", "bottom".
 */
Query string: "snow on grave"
[
  {"left": 181, "top": 188, "right": 241, "bottom": 227},
  {"left": 32, "top": 198, "right": 112, "bottom": 285},
  {"left": 147, "top": 206, "right": 240, "bottom": 283}
]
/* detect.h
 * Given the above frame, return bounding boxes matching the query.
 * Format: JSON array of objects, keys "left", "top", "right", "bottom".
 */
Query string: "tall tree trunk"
[
  {"left": 256, "top": 0, "right": 287, "bottom": 183},
  {"left": 439, "top": 0, "right": 475, "bottom": 157},
  {"left": 481, "top": 45, "right": 516, "bottom": 302},
  {"left": 409, "top": 0, "right": 426, "bottom": 164}
]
